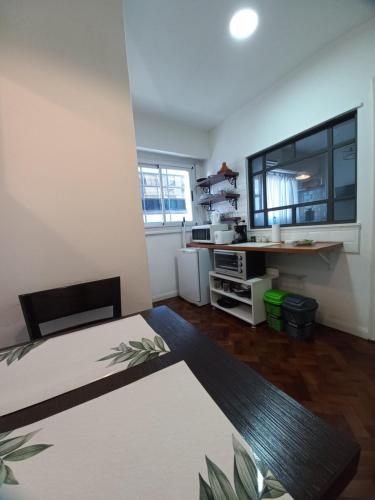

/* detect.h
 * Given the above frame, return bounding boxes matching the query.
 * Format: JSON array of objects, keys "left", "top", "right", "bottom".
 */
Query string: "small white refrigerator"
[{"left": 177, "top": 248, "right": 211, "bottom": 306}]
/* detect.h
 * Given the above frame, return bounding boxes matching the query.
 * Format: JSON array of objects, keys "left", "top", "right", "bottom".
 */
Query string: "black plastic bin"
[
  {"left": 285, "top": 322, "right": 315, "bottom": 340},
  {"left": 283, "top": 295, "right": 318, "bottom": 340}
]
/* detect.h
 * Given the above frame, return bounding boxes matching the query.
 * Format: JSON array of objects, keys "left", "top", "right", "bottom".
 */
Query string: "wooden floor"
[{"left": 156, "top": 297, "right": 375, "bottom": 500}]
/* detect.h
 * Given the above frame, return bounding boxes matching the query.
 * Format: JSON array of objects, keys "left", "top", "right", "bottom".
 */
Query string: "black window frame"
[{"left": 247, "top": 111, "right": 357, "bottom": 228}]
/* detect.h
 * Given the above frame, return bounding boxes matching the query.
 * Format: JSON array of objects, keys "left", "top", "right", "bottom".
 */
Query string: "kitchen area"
[
  {"left": 141, "top": 102, "right": 363, "bottom": 343},
  {"left": 177, "top": 164, "right": 343, "bottom": 331}
]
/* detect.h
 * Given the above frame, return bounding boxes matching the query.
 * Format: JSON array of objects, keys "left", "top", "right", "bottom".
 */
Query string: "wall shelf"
[
  {"left": 220, "top": 216, "right": 242, "bottom": 223},
  {"left": 196, "top": 172, "right": 239, "bottom": 192},
  {"left": 198, "top": 193, "right": 240, "bottom": 210}
]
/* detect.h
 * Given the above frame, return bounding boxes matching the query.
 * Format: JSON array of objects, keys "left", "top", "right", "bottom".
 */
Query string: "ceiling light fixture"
[
  {"left": 296, "top": 174, "right": 311, "bottom": 181},
  {"left": 229, "top": 8, "right": 259, "bottom": 40}
]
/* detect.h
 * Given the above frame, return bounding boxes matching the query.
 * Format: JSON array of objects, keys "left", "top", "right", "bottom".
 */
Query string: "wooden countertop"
[{"left": 187, "top": 241, "right": 343, "bottom": 254}]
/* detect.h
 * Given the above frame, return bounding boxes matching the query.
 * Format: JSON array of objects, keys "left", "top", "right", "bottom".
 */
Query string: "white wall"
[
  {"left": 0, "top": 0, "right": 152, "bottom": 347},
  {"left": 204, "top": 19, "right": 375, "bottom": 340},
  {"left": 134, "top": 109, "right": 210, "bottom": 159},
  {"left": 145, "top": 230, "right": 192, "bottom": 301},
  {"left": 132, "top": 105, "right": 208, "bottom": 301}
]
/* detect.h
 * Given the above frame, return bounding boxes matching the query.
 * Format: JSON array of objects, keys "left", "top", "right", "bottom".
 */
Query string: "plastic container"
[
  {"left": 263, "top": 289, "right": 290, "bottom": 317},
  {"left": 285, "top": 322, "right": 315, "bottom": 340},
  {"left": 266, "top": 313, "right": 284, "bottom": 332},
  {"left": 282, "top": 295, "right": 318, "bottom": 326}
]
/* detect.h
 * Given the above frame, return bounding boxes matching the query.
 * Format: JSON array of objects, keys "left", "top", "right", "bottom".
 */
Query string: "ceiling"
[{"left": 123, "top": 0, "right": 375, "bottom": 130}]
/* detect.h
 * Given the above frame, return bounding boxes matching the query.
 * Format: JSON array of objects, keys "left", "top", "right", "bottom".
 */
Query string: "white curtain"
[{"left": 267, "top": 172, "right": 298, "bottom": 224}]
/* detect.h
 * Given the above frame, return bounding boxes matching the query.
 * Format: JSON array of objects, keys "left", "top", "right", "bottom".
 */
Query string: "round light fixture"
[
  {"left": 229, "top": 8, "right": 259, "bottom": 40},
  {"left": 296, "top": 174, "right": 311, "bottom": 181}
]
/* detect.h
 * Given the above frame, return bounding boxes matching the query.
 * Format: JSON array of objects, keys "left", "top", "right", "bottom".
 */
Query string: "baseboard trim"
[
  {"left": 320, "top": 316, "right": 369, "bottom": 340},
  {"left": 152, "top": 290, "right": 178, "bottom": 302}
]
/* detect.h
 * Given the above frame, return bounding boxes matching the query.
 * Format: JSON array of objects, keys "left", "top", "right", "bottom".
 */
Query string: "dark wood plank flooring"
[{"left": 155, "top": 297, "right": 375, "bottom": 500}]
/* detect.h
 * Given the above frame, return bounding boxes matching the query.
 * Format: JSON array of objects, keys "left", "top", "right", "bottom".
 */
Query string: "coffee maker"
[{"left": 233, "top": 222, "right": 247, "bottom": 243}]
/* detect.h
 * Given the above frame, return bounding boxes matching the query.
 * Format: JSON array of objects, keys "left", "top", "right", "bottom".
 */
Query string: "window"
[
  {"left": 138, "top": 164, "right": 193, "bottom": 226},
  {"left": 248, "top": 111, "right": 357, "bottom": 227}
]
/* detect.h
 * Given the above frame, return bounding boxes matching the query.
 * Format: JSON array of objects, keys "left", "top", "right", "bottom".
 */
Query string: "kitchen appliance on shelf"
[
  {"left": 232, "top": 222, "right": 247, "bottom": 244},
  {"left": 177, "top": 248, "right": 212, "bottom": 306},
  {"left": 191, "top": 224, "right": 228, "bottom": 243},
  {"left": 214, "top": 230, "right": 234, "bottom": 245},
  {"left": 211, "top": 211, "right": 221, "bottom": 224},
  {"left": 213, "top": 250, "right": 265, "bottom": 280}
]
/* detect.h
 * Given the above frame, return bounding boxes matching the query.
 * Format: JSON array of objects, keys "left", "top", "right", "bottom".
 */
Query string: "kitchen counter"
[{"left": 187, "top": 241, "right": 343, "bottom": 255}]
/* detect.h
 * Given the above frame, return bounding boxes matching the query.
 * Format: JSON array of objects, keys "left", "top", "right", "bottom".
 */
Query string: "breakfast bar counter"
[{"left": 187, "top": 241, "right": 343, "bottom": 255}]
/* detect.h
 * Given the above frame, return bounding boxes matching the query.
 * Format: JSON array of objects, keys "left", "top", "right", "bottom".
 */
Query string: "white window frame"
[{"left": 138, "top": 160, "right": 196, "bottom": 228}]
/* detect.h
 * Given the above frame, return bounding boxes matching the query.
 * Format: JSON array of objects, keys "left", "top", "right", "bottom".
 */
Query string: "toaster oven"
[{"left": 213, "top": 250, "right": 265, "bottom": 280}]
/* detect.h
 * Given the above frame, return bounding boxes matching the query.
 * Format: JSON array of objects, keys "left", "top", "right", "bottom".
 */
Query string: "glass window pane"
[
  {"left": 334, "top": 199, "right": 355, "bottom": 222},
  {"left": 266, "top": 153, "right": 328, "bottom": 209},
  {"left": 297, "top": 204, "right": 327, "bottom": 224},
  {"left": 143, "top": 213, "right": 164, "bottom": 224},
  {"left": 252, "top": 156, "right": 263, "bottom": 174},
  {"left": 267, "top": 209, "right": 292, "bottom": 225},
  {"left": 253, "top": 174, "right": 264, "bottom": 210},
  {"left": 161, "top": 168, "right": 193, "bottom": 223},
  {"left": 334, "top": 143, "right": 356, "bottom": 199},
  {"left": 266, "top": 143, "right": 294, "bottom": 167},
  {"left": 254, "top": 212, "right": 264, "bottom": 227},
  {"left": 333, "top": 118, "right": 356, "bottom": 145},
  {"left": 138, "top": 166, "right": 164, "bottom": 224},
  {"left": 295, "top": 130, "right": 327, "bottom": 158}
]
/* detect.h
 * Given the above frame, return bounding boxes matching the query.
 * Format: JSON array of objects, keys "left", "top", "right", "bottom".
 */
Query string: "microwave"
[
  {"left": 191, "top": 224, "right": 228, "bottom": 243},
  {"left": 214, "top": 250, "right": 265, "bottom": 280}
]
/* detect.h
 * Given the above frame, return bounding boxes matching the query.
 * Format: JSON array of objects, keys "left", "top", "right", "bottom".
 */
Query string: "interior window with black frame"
[{"left": 248, "top": 111, "right": 357, "bottom": 227}]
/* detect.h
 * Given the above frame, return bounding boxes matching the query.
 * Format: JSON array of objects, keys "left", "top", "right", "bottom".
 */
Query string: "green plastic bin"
[
  {"left": 266, "top": 313, "right": 284, "bottom": 332},
  {"left": 263, "top": 289, "right": 290, "bottom": 317}
]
